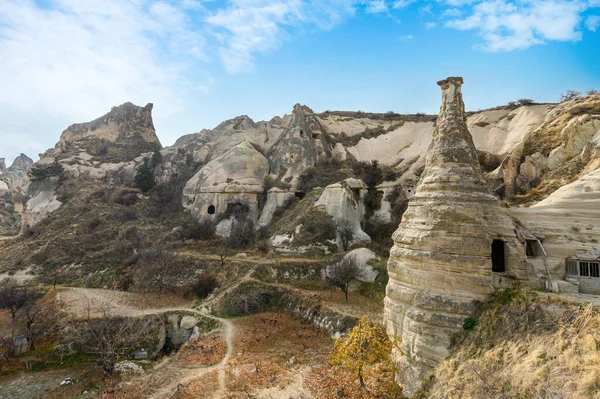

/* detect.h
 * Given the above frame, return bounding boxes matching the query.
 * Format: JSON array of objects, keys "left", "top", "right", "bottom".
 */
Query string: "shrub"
[
  {"left": 560, "top": 90, "right": 581, "bottom": 102},
  {"left": 297, "top": 160, "right": 351, "bottom": 192},
  {"left": 112, "top": 188, "right": 139, "bottom": 206},
  {"left": 354, "top": 160, "right": 383, "bottom": 188},
  {"left": 517, "top": 98, "right": 535, "bottom": 106},
  {"left": 30, "top": 162, "right": 64, "bottom": 181},
  {"left": 228, "top": 217, "right": 254, "bottom": 249},
  {"left": 185, "top": 274, "right": 219, "bottom": 299},
  {"left": 463, "top": 317, "right": 478, "bottom": 331},
  {"left": 294, "top": 208, "right": 336, "bottom": 246},
  {"left": 272, "top": 197, "right": 298, "bottom": 220},
  {"left": 87, "top": 216, "right": 103, "bottom": 230},
  {"left": 116, "top": 275, "right": 134, "bottom": 291},
  {"left": 257, "top": 239, "right": 270, "bottom": 254},
  {"left": 181, "top": 217, "right": 215, "bottom": 241},
  {"left": 22, "top": 226, "right": 41, "bottom": 238},
  {"left": 109, "top": 208, "right": 138, "bottom": 222},
  {"left": 587, "top": 88, "right": 599, "bottom": 96},
  {"left": 133, "top": 163, "right": 155, "bottom": 193},
  {"left": 223, "top": 284, "right": 282, "bottom": 316}
]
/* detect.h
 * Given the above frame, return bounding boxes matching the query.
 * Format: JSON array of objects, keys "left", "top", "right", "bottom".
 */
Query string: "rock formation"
[
  {"left": 384, "top": 77, "right": 539, "bottom": 396},
  {"left": 182, "top": 141, "right": 269, "bottom": 223},
  {"left": 20, "top": 102, "right": 162, "bottom": 225},
  {"left": 314, "top": 178, "right": 371, "bottom": 246},
  {"left": 268, "top": 104, "right": 332, "bottom": 190},
  {"left": 0, "top": 181, "right": 20, "bottom": 236},
  {"left": 156, "top": 114, "right": 289, "bottom": 184},
  {"left": 59, "top": 102, "right": 160, "bottom": 155},
  {"left": 0, "top": 154, "right": 33, "bottom": 191},
  {"left": 511, "top": 167, "right": 600, "bottom": 291}
]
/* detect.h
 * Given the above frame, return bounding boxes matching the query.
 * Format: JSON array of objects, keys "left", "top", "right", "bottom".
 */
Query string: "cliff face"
[
  {"left": 0, "top": 153, "right": 33, "bottom": 191},
  {"left": 182, "top": 141, "right": 269, "bottom": 222},
  {"left": 383, "top": 77, "right": 539, "bottom": 396},
  {"left": 268, "top": 104, "right": 332, "bottom": 190},
  {"left": 59, "top": 102, "right": 160, "bottom": 153}
]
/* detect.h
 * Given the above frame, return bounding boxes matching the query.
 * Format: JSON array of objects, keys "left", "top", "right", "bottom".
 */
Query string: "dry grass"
[{"left": 424, "top": 289, "right": 600, "bottom": 399}]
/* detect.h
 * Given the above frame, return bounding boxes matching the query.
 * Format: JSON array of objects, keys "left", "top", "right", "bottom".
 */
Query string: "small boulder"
[
  {"left": 180, "top": 315, "right": 200, "bottom": 330},
  {"left": 326, "top": 248, "right": 381, "bottom": 283}
]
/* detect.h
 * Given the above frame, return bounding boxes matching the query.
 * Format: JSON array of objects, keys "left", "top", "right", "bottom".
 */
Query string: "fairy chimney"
[{"left": 383, "top": 77, "right": 539, "bottom": 396}]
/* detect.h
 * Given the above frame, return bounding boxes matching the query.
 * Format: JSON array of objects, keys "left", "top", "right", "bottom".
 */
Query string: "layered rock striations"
[{"left": 384, "top": 77, "right": 539, "bottom": 396}]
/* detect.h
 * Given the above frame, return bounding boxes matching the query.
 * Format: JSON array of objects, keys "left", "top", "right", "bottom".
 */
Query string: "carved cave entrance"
[
  {"left": 491, "top": 239, "right": 506, "bottom": 273},
  {"left": 207, "top": 205, "right": 216, "bottom": 215}
]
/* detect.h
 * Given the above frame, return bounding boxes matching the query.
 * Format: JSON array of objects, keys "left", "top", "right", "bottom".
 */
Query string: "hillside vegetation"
[{"left": 420, "top": 290, "right": 600, "bottom": 399}]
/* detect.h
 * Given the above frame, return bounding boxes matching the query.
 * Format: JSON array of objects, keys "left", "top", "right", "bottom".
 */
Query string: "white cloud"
[
  {"left": 393, "top": 0, "right": 418, "bottom": 8},
  {"left": 0, "top": 0, "right": 205, "bottom": 125},
  {"left": 366, "top": 0, "right": 389, "bottom": 13},
  {"left": 442, "top": 7, "right": 463, "bottom": 17},
  {"left": 444, "top": 0, "right": 592, "bottom": 51},
  {"left": 586, "top": 15, "right": 600, "bottom": 30},
  {"left": 426, "top": 21, "right": 437, "bottom": 28},
  {"left": 205, "top": 0, "right": 357, "bottom": 73},
  {"left": 399, "top": 33, "right": 415, "bottom": 40}
]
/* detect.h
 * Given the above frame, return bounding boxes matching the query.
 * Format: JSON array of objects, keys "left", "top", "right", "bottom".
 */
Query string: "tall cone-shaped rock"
[{"left": 384, "top": 77, "right": 539, "bottom": 396}]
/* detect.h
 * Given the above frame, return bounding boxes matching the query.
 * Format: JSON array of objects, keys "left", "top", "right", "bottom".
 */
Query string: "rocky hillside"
[
  {"left": 419, "top": 289, "right": 600, "bottom": 399},
  {"left": 0, "top": 90, "right": 599, "bottom": 271}
]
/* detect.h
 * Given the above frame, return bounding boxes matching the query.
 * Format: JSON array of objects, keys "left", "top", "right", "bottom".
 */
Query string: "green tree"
[
  {"left": 330, "top": 315, "right": 395, "bottom": 390},
  {"left": 134, "top": 162, "right": 155, "bottom": 193}
]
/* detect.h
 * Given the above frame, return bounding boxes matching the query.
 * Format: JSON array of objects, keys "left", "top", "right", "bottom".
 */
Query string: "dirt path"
[
  {"left": 146, "top": 268, "right": 253, "bottom": 399},
  {"left": 57, "top": 266, "right": 256, "bottom": 399}
]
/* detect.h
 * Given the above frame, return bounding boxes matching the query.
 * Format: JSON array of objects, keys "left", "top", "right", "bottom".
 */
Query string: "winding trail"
[{"left": 58, "top": 266, "right": 256, "bottom": 399}]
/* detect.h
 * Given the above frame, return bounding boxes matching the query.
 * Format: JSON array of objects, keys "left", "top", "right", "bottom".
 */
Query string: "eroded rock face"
[
  {"left": 0, "top": 182, "right": 20, "bottom": 236},
  {"left": 256, "top": 188, "right": 296, "bottom": 229},
  {"left": 314, "top": 178, "right": 371, "bottom": 247},
  {"left": 182, "top": 141, "right": 269, "bottom": 222},
  {"left": 157, "top": 114, "right": 289, "bottom": 184},
  {"left": 60, "top": 102, "right": 160, "bottom": 152},
  {"left": 0, "top": 154, "right": 33, "bottom": 191},
  {"left": 384, "top": 77, "right": 539, "bottom": 396},
  {"left": 268, "top": 104, "right": 332, "bottom": 190}
]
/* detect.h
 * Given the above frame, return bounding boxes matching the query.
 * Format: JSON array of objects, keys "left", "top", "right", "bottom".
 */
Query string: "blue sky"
[{"left": 1, "top": 0, "right": 599, "bottom": 165}]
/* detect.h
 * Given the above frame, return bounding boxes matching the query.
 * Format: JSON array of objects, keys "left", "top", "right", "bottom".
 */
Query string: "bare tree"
[
  {"left": 68, "top": 310, "right": 160, "bottom": 377},
  {"left": 218, "top": 245, "right": 230, "bottom": 266},
  {"left": 560, "top": 90, "right": 581, "bottom": 102},
  {"left": 22, "top": 300, "right": 60, "bottom": 350},
  {"left": 136, "top": 243, "right": 183, "bottom": 298},
  {"left": 325, "top": 257, "right": 363, "bottom": 301},
  {"left": 587, "top": 88, "right": 599, "bottom": 96},
  {"left": 0, "top": 278, "right": 38, "bottom": 323},
  {"left": 335, "top": 220, "right": 354, "bottom": 252},
  {"left": 40, "top": 268, "right": 67, "bottom": 290}
]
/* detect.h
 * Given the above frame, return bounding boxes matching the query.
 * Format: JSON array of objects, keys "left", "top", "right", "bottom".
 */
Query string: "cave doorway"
[
  {"left": 491, "top": 239, "right": 506, "bottom": 273},
  {"left": 207, "top": 205, "right": 216, "bottom": 215}
]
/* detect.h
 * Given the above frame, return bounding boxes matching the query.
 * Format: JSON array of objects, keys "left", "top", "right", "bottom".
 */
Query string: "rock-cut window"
[{"left": 207, "top": 205, "right": 216, "bottom": 215}]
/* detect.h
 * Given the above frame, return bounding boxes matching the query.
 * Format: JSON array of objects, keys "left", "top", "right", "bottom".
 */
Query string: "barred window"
[
  {"left": 566, "top": 260, "right": 579, "bottom": 276},
  {"left": 591, "top": 262, "right": 600, "bottom": 278},
  {"left": 580, "top": 262, "right": 590, "bottom": 277}
]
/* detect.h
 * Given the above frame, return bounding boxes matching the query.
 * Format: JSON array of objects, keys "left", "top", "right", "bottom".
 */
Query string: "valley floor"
[{"left": 0, "top": 258, "right": 393, "bottom": 399}]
